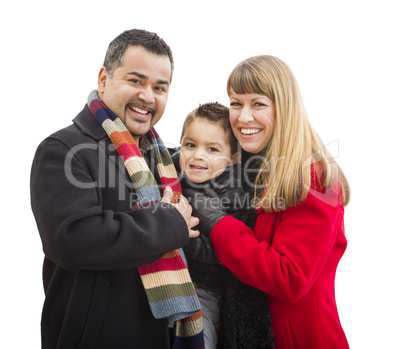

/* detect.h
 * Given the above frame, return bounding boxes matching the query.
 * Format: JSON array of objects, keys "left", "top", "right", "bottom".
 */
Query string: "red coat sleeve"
[{"left": 210, "top": 189, "right": 344, "bottom": 303}]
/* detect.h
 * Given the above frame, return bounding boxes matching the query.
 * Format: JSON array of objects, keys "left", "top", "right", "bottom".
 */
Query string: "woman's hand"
[{"left": 182, "top": 187, "right": 227, "bottom": 236}]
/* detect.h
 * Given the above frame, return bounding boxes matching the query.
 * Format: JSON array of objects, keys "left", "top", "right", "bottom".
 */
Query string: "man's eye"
[
  {"left": 129, "top": 79, "right": 141, "bottom": 85},
  {"left": 155, "top": 86, "right": 166, "bottom": 92}
]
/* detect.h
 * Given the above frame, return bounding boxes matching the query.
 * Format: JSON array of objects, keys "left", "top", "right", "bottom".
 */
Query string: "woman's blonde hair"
[{"left": 227, "top": 55, "right": 350, "bottom": 211}]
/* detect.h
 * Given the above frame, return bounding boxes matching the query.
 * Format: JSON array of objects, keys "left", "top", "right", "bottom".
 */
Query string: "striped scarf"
[{"left": 88, "top": 90, "right": 204, "bottom": 349}]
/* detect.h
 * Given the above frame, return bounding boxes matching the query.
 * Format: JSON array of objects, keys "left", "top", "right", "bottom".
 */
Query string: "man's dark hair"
[
  {"left": 180, "top": 102, "right": 239, "bottom": 155},
  {"left": 103, "top": 29, "right": 174, "bottom": 79}
]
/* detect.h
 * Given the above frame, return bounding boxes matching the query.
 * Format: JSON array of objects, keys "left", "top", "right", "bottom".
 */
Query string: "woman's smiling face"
[{"left": 229, "top": 90, "right": 276, "bottom": 154}]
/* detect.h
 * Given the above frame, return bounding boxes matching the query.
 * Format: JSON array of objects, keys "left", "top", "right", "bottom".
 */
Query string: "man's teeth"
[
  {"left": 130, "top": 106, "right": 148, "bottom": 114},
  {"left": 241, "top": 128, "right": 261, "bottom": 135}
]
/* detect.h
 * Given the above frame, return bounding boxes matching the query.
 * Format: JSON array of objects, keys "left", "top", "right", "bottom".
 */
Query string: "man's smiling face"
[{"left": 98, "top": 45, "right": 172, "bottom": 144}]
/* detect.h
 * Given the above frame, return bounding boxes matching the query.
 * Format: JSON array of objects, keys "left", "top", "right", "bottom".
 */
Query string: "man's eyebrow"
[
  {"left": 128, "top": 71, "right": 147, "bottom": 79},
  {"left": 127, "top": 71, "right": 169, "bottom": 85}
]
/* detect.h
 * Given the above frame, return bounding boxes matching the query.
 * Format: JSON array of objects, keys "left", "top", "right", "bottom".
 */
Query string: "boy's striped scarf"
[{"left": 88, "top": 90, "right": 204, "bottom": 349}]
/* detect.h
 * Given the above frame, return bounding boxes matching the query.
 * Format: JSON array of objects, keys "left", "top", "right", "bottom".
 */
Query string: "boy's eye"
[
  {"left": 184, "top": 142, "right": 195, "bottom": 148},
  {"left": 208, "top": 147, "right": 219, "bottom": 152}
]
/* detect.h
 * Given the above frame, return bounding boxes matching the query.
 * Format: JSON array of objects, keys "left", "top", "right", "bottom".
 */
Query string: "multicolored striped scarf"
[{"left": 88, "top": 90, "right": 204, "bottom": 349}]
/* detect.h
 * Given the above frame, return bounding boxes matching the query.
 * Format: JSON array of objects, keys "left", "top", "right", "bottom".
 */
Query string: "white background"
[{"left": 1, "top": 0, "right": 401, "bottom": 347}]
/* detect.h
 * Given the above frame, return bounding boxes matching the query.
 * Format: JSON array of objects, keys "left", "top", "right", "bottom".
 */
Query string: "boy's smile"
[{"left": 180, "top": 119, "right": 236, "bottom": 184}]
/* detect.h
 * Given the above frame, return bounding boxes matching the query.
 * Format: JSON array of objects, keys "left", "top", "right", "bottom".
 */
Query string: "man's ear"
[
  {"left": 97, "top": 67, "right": 108, "bottom": 98},
  {"left": 231, "top": 151, "right": 241, "bottom": 165}
]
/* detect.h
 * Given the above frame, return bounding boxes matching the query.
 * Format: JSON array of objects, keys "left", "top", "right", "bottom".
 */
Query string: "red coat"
[{"left": 210, "top": 180, "right": 349, "bottom": 348}]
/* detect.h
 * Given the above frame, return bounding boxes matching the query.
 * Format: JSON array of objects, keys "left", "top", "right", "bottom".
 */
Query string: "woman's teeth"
[{"left": 240, "top": 128, "right": 261, "bottom": 135}]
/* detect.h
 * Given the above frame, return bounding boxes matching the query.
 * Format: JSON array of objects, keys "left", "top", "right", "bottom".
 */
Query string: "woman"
[{"left": 190, "top": 55, "right": 350, "bottom": 348}]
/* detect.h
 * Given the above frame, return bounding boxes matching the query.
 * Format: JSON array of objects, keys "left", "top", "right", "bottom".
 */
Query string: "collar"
[
  {"left": 139, "top": 133, "right": 153, "bottom": 152},
  {"left": 73, "top": 104, "right": 108, "bottom": 141},
  {"left": 73, "top": 104, "right": 153, "bottom": 152}
]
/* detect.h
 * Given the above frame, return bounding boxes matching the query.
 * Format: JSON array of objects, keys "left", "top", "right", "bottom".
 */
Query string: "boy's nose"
[{"left": 194, "top": 152, "right": 206, "bottom": 159}]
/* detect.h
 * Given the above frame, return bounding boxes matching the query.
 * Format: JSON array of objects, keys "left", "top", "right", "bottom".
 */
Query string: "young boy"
[{"left": 172, "top": 102, "right": 245, "bottom": 349}]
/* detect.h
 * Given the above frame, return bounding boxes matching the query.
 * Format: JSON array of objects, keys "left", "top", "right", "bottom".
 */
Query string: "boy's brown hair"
[{"left": 180, "top": 102, "right": 238, "bottom": 155}]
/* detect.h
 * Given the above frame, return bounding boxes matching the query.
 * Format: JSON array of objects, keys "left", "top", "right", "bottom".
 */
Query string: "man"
[{"left": 31, "top": 29, "right": 200, "bottom": 349}]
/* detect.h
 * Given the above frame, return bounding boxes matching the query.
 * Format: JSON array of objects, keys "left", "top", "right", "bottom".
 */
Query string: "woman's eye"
[
  {"left": 230, "top": 102, "right": 241, "bottom": 107},
  {"left": 255, "top": 102, "right": 266, "bottom": 107}
]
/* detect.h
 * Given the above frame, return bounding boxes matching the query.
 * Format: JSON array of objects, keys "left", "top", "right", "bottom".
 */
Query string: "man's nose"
[{"left": 138, "top": 85, "right": 155, "bottom": 104}]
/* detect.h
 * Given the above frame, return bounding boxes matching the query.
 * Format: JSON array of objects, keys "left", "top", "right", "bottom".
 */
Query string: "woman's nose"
[{"left": 238, "top": 106, "right": 254, "bottom": 123}]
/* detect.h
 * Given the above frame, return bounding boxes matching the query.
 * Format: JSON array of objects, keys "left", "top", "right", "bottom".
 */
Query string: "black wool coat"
[{"left": 30, "top": 105, "right": 189, "bottom": 349}]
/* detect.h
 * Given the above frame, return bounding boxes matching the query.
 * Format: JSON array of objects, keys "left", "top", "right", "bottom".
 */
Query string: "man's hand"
[{"left": 161, "top": 187, "right": 200, "bottom": 238}]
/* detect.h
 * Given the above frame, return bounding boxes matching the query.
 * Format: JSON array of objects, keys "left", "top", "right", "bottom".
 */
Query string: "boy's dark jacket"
[{"left": 170, "top": 147, "right": 246, "bottom": 294}]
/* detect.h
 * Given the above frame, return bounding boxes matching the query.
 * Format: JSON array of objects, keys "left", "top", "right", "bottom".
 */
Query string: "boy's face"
[{"left": 180, "top": 118, "right": 235, "bottom": 183}]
